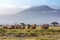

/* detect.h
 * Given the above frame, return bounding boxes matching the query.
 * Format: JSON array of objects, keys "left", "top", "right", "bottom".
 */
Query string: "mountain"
[
  {"left": 0, "top": 5, "right": 60, "bottom": 24},
  {"left": 21, "top": 5, "right": 55, "bottom": 12}
]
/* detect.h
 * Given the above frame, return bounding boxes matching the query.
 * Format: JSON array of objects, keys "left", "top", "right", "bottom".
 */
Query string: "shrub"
[
  {"left": 47, "top": 29, "right": 56, "bottom": 32},
  {"left": 40, "top": 38, "right": 54, "bottom": 40},
  {"left": 0, "top": 29, "right": 6, "bottom": 36}
]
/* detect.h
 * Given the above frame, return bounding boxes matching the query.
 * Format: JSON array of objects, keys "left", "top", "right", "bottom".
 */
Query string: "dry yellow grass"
[{"left": 0, "top": 26, "right": 60, "bottom": 40}]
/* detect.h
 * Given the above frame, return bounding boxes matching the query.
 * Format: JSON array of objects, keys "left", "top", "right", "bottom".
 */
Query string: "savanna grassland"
[{"left": 0, "top": 26, "right": 60, "bottom": 40}]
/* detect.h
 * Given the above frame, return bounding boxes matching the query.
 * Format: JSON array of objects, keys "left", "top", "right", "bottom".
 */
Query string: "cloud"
[
  {"left": 0, "top": 5, "right": 31, "bottom": 15},
  {"left": 0, "top": 4, "right": 31, "bottom": 8}
]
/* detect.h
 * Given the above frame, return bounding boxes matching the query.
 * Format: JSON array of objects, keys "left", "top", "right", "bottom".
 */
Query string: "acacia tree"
[
  {"left": 20, "top": 23, "right": 26, "bottom": 29},
  {"left": 51, "top": 22, "right": 59, "bottom": 27}
]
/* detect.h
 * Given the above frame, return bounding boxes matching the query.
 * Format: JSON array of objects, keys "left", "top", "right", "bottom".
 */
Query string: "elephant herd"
[
  {"left": 3, "top": 24, "right": 36, "bottom": 29},
  {"left": 2, "top": 24, "right": 49, "bottom": 29}
]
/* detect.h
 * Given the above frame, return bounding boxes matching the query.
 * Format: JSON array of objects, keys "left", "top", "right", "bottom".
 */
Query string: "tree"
[
  {"left": 20, "top": 23, "right": 26, "bottom": 29},
  {"left": 51, "top": 22, "right": 59, "bottom": 27}
]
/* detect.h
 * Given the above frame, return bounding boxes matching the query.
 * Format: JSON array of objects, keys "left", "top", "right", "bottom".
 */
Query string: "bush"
[
  {"left": 40, "top": 38, "right": 54, "bottom": 40},
  {"left": 0, "top": 29, "right": 6, "bottom": 36},
  {"left": 47, "top": 29, "right": 56, "bottom": 32}
]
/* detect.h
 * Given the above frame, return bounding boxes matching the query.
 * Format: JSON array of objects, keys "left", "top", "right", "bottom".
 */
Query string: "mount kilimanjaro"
[{"left": 0, "top": 5, "right": 60, "bottom": 24}]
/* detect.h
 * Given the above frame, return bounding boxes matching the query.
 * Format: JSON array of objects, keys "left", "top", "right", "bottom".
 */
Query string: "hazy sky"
[
  {"left": 0, "top": 0, "right": 60, "bottom": 24},
  {"left": 0, "top": 0, "right": 59, "bottom": 7},
  {"left": 0, "top": 0, "right": 60, "bottom": 15}
]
